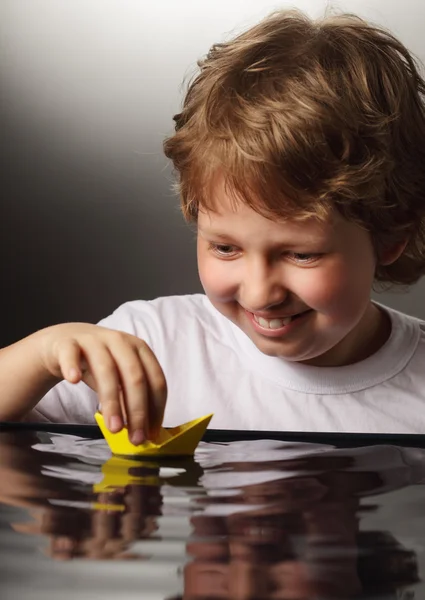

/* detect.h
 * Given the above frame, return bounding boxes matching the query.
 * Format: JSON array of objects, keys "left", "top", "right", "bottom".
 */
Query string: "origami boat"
[{"left": 94, "top": 411, "right": 213, "bottom": 457}]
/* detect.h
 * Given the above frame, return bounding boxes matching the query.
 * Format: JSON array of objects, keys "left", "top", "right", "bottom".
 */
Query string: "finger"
[
  {"left": 80, "top": 343, "right": 123, "bottom": 433},
  {"left": 109, "top": 343, "right": 149, "bottom": 445},
  {"left": 81, "top": 370, "right": 98, "bottom": 393},
  {"left": 81, "top": 360, "right": 127, "bottom": 419},
  {"left": 96, "top": 391, "right": 128, "bottom": 425},
  {"left": 136, "top": 341, "right": 167, "bottom": 437},
  {"left": 56, "top": 339, "right": 83, "bottom": 384}
]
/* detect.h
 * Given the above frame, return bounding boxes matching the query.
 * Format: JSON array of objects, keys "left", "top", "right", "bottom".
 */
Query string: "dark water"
[{"left": 1, "top": 431, "right": 424, "bottom": 599}]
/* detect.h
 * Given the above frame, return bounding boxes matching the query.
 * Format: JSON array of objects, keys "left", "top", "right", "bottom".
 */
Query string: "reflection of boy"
[
  {"left": 1, "top": 10, "right": 425, "bottom": 436},
  {"left": 181, "top": 444, "right": 423, "bottom": 599}
]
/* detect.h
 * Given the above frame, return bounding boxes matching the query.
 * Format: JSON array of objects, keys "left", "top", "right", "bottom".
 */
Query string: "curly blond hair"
[{"left": 163, "top": 10, "right": 425, "bottom": 286}]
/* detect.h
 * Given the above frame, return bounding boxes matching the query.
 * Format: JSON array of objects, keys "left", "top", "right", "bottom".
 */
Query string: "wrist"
[{"left": 26, "top": 326, "right": 63, "bottom": 384}]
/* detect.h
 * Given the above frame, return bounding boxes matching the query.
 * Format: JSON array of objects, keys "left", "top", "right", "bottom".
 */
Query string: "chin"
[
  {"left": 248, "top": 334, "right": 322, "bottom": 362},
  {"left": 254, "top": 345, "right": 283, "bottom": 357},
  {"left": 249, "top": 337, "right": 299, "bottom": 359}
]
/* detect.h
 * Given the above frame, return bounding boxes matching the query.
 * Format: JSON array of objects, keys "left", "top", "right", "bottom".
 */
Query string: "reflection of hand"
[
  {"left": 0, "top": 433, "right": 164, "bottom": 560},
  {"left": 13, "top": 484, "right": 162, "bottom": 561},
  {"left": 0, "top": 433, "right": 67, "bottom": 510}
]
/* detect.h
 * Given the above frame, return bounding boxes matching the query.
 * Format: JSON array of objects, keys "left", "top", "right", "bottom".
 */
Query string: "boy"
[{"left": 1, "top": 9, "right": 425, "bottom": 441}]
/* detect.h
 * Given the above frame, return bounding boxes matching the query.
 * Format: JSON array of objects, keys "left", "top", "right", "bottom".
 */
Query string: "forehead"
[{"left": 197, "top": 192, "right": 337, "bottom": 243}]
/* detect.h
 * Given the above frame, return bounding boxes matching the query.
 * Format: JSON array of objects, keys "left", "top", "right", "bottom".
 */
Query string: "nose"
[{"left": 239, "top": 258, "right": 288, "bottom": 312}]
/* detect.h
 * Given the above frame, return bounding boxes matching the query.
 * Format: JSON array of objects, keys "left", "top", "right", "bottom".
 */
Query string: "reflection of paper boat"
[
  {"left": 94, "top": 412, "right": 213, "bottom": 457},
  {"left": 93, "top": 455, "right": 205, "bottom": 493},
  {"left": 93, "top": 456, "right": 162, "bottom": 493}
]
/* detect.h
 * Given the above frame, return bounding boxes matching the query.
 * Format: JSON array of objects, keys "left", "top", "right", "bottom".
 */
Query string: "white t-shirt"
[{"left": 30, "top": 294, "right": 425, "bottom": 433}]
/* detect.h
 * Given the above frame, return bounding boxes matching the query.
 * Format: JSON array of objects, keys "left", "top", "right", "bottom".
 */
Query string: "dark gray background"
[{"left": 1, "top": 0, "right": 424, "bottom": 347}]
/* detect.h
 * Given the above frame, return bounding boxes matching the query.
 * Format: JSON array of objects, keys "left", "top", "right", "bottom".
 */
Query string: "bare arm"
[
  {"left": 0, "top": 323, "right": 167, "bottom": 442},
  {"left": 0, "top": 330, "right": 61, "bottom": 421}
]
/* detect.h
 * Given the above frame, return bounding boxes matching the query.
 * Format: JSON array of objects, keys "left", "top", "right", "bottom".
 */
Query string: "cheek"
[
  {"left": 198, "top": 252, "right": 238, "bottom": 301},
  {"left": 298, "top": 258, "right": 375, "bottom": 314}
]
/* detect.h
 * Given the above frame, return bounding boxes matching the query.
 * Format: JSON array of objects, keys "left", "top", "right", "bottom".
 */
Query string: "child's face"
[{"left": 197, "top": 178, "right": 389, "bottom": 367}]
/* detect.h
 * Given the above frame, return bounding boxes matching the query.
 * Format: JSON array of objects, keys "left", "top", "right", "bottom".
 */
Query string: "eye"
[
  {"left": 288, "top": 252, "right": 320, "bottom": 264},
  {"left": 208, "top": 243, "right": 239, "bottom": 257}
]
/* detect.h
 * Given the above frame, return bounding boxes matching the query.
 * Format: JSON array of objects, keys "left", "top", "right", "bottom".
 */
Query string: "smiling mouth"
[{"left": 252, "top": 311, "right": 309, "bottom": 330}]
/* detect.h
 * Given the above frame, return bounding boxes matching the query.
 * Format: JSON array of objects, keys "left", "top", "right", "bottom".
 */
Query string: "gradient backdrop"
[{"left": 1, "top": 0, "right": 425, "bottom": 347}]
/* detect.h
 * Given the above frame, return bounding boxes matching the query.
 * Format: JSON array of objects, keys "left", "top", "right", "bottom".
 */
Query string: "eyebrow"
[
  {"left": 198, "top": 229, "right": 238, "bottom": 241},
  {"left": 198, "top": 227, "right": 328, "bottom": 247}
]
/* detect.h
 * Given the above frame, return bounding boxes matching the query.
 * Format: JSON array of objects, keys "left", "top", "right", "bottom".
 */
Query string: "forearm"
[{"left": 0, "top": 331, "right": 60, "bottom": 421}]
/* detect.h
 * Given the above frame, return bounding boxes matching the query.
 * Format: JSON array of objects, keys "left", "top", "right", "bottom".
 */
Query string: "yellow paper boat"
[{"left": 94, "top": 412, "right": 213, "bottom": 457}]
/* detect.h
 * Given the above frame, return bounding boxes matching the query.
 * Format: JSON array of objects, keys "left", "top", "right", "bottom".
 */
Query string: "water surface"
[{"left": 0, "top": 431, "right": 424, "bottom": 599}]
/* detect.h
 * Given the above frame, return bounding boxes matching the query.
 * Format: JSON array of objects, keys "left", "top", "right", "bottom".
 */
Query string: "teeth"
[{"left": 255, "top": 315, "right": 293, "bottom": 329}]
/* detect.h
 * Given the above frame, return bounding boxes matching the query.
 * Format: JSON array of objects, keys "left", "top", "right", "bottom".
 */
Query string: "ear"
[{"left": 378, "top": 238, "right": 409, "bottom": 266}]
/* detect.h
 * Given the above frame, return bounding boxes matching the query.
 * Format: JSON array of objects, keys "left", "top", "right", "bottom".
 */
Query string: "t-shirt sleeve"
[{"left": 27, "top": 300, "right": 159, "bottom": 424}]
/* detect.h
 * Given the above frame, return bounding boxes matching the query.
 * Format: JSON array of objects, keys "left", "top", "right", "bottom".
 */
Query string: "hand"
[{"left": 37, "top": 323, "right": 167, "bottom": 443}]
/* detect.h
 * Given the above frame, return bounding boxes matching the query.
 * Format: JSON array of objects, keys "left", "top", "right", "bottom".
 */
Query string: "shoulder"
[
  {"left": 97, "top": 294, "right": 228, "bottom": 345},
  {"left": 377, "top": 302, "right": 425, "bottom": 368},
  {"left": 379, "top": 302, "right": 425, "bottom": 334},
  {"left": 101, "top": 294, "right": 212, "bottom": 327}
]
